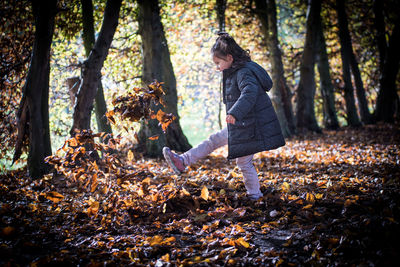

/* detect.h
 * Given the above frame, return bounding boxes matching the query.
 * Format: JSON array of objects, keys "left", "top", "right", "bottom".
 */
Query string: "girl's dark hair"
[{"left": 211, "top": 32, "right": 251, "bottom": 69}]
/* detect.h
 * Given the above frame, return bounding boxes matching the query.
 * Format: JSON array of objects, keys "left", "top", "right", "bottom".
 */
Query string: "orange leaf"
[
  {"left": 41, "top": 191, "right": 64, "bottom": 203},
  {"left": 148, "top": 135, "right": 159, "bottom": 140}
]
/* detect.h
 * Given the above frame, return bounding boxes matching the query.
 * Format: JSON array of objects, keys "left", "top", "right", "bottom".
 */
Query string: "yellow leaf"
[
  {"left": 181, "top": 187, "right": 191, "bottom": 196},
  {"left": 87, "top": 201, "right": 99, "bottom": 216},
  {"left": 148, "top": 235, "right": 175, "bottom": 246},
  {"left": 315, "top": 193, "right": 323, "bottom": 199},
  {"left": 303, "top": 204, "right": 313, "bottom": 209},
  {"left": 163, "top": 236, "right": 176, "bottom": 244},
  {"left": 148, "top": 235, "right": 163, "bottom": 246},
  {"left": 137, "top": 188, "right": 144, "bottom": 197},
  {"left": 235, "top": 237, "right": 250, "bottom": 248},
  {"left": 127, "top": 150, "right": 134, "bottom": 162},
  {"left": 200, "top": 186, "right": 209, "bottom": 201},
  {"left": 232, "top": 224, "right": 245, "bottom": 233},
  {"left": 306, "top": 193, "right": 315, "bottom": 202},
  {"left": 230, "top": 171, "right": 240, "bottom": 178},
  {"left": 161, "top": 253, "right": 170, "bottom": 262},
  {"left": 281, "top": 182, "right": 290, "bottom": 193}
]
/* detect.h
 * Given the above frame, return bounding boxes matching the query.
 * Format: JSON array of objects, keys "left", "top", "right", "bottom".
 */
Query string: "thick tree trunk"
[
  {"left": 81, "top": 0, "right": 112, "bottom": 136},
  {"left": 336, "top": 0, "right": 361, "bottom": 127},
  {"left": 137, "top": 0, "right": 191, "bottom": 157},
  {"left": 14, "top": 0, "right": 56, "bottom": 178},
  {"left": 295, "top": 0, "right": 321, "bottom": 133},
  {"left": 315, "top": 3, "right": 339, "bottom": 130},
  {"left": 375, "top": 18, "right": 400, "bottom": 122},
  {"left": 71, "top": 0, "right": 122, "bottom": 134},
  {"left": 254, "top": 0, "right": 295, "bottom": 137}
]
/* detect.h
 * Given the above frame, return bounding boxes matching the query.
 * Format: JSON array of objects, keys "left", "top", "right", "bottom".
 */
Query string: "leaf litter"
[{"left": 1, "top": 123, "right": 399, "bottom": 266}]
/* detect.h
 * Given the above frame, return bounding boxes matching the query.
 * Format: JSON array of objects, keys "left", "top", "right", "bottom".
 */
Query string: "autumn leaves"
[{"left": 106, "top": 81, "right": 175, "bottom": 138}]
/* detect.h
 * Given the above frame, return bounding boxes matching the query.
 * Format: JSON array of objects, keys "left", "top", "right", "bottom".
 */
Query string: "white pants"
[{"left": 181, "top": 128, "right": 263, "bottom": 198}]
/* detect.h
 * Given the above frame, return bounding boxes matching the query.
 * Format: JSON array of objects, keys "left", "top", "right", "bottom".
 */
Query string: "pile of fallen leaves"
[{"left": 1, "top": 124, "right": 399, "bottom": 266}]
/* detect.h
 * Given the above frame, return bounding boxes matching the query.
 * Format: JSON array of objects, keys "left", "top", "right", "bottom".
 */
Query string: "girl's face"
[{"left": 213, "top": 54, "right": 233, "bottom": 71}]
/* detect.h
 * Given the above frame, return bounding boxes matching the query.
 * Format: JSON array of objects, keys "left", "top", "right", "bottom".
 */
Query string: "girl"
[{"left": 163, "top": 33, "right": 285, "bottom": 201}]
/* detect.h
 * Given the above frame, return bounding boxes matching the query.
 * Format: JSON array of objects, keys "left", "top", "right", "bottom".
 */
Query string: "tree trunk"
[
  {"left": 375, "top": 18, "right": 400, "bottom": 122},
  {"left": 373, "top": 0, "right": 387, "bottom": 74},
  {"left": 336, "top": 0, "right": 361, "bottom": 127},
  {"left": 81, "top": 0, "right": 113, "bottom": 136},
  {"left": 71, "top": 0, "right": 122, "bottom": 135},
  {"left": 137, "top": 0, "right": 191, "bottom": 157},
  {"left": 14, "top": 0, "right": 56, "bottom": 178},
  {"left": 254, "top": 0, "right": 295, "bottom": 137},
  {"left": 295, "top": 0, "right": 321, "bottom": 133},
  {"left": 349, "top": 45, "right": 373, "bottom": 124},
  {"left": 216, "top": 0, "right": 227, "bottom": 130},
  {"left": 315, "top": 2, "right": 339, "bottom": 130},
  {"left": 216, "top": 0, "right": 227, "bottom": 32},
  {"left": 337, "top": 0, "right": 372, "bottom": 124}
]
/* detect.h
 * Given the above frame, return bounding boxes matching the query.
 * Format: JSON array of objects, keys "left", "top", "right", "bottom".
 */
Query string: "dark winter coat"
[{"left": 223, "top": 61, "right": 285, "bottom": 159}]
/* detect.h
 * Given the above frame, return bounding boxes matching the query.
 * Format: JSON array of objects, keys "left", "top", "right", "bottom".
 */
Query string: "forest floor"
[{"left": 1, "top": 123, "right": 400, "bottom": 266}]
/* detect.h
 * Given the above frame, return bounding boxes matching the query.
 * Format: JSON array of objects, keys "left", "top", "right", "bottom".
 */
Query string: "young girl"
[{"left": 163, "top": 33, "right": 285, "bottom": 201}]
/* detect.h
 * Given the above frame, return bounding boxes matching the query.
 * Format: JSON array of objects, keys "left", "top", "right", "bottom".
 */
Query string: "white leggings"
[{"left": 181, "top": 128, "right": 263, "bottom": 198}]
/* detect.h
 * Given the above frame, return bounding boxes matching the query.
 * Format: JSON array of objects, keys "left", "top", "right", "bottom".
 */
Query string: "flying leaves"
[{"left": 106, "top": 81, "right": 175, "bottom": 134}]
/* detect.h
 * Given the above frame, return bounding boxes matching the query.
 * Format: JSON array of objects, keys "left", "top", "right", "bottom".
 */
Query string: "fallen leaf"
[{"left": 200, "top": 186, "right": 209, "bottom": 201}]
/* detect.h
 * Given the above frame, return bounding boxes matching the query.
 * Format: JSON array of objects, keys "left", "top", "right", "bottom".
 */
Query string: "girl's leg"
[
  {"left": 181, "top": 128, "right": 228, "bottom": 166},
  {"left": 236, "top": 154, "right": 263, "bottom": 200},
  {"left": 163, "top": 128, "right": 227, "bottom": 174}
]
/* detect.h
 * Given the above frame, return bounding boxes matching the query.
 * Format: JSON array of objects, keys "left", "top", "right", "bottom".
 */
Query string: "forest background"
[
  {"left": 0, "top": 0, "right": 399, "bottom": 175},
  {"left": 1, "top": 0, "right": 400, "bottom": 265}
]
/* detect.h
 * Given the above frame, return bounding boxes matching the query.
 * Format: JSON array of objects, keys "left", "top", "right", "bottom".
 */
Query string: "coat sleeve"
[{"left": 227, "top": 68, "right": 259, "bottom": 121}]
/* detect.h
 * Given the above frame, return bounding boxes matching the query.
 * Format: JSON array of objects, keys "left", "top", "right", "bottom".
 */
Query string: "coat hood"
[{"left": 244, "top": 61, "right": 273, "bottom": 92}]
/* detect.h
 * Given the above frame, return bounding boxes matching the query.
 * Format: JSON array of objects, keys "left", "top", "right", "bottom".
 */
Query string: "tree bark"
[
  {"left": 337, "top": 0, "right": 372, "bottom": 124},
  {"left": 373, "top": 0, "right": 387, "bottom": 74},
  {"left": 254, "top": 0, "right": 295, "bottom": 137},
  {"left": 216, "top": 0, "right": 227, "bottom": 32},
  {"left": 137, "top": 0, "right": 191, "bottom": 157},
  {"left": 216, "top": 0, "right": 227, "bottom": 130},
  {"left": 71, "top": 0, "right": 122, "bottom": 135},
  {"left": 315, "top": 2, "right": 339, "bottom": 130},
  {"left": 349, "top": 46, "right": 373, "bottom": 124},
  {"left": 14, "top": 0, "right": 56, "bottom": 178},
  {"left": 295, "top": 0, "right": 321, "bottom": 133},
  {"left": 81, "top": 0, "right": 113, "bottom": 137},
  {"left": 336, "top": 0, "right": 361, "bottom": 127},
  {"left": 375, "top": 17, "right": 400, "bottom": 122}
]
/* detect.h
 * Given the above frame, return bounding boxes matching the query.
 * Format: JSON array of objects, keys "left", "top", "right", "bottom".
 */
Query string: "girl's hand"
[{"left": 226, "top": 114, "right": 236, "bottom": 124}]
